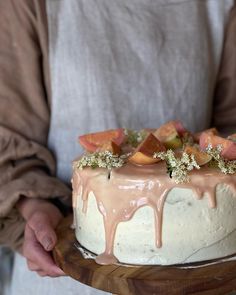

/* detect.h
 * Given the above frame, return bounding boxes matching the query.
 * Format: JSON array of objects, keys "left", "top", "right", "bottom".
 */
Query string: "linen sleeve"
[
  {"left": 0, "top": 0, "right": 71, "bottom": 251},
  {"left": 213, "top": 3, "right": 236, "bottom": 135}
]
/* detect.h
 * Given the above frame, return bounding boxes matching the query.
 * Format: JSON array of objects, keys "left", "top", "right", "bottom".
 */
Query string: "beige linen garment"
[
  {"left": 0, "top": 0, "right": 71, "bottom": 251},
  {"left": 0, "top": 0, "right": 236, "bottom": 294},
  {"left": 47, "top": 0, "right": 235, "bottom": 183}
]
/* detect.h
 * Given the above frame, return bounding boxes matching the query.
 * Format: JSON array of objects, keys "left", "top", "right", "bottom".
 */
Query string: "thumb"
[{"left": 28, "top": 212, "right": 57, "bottom": 251}]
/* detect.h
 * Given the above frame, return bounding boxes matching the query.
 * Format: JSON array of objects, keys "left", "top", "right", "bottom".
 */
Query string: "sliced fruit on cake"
[
  {"left": 172, "top": 120, "right": 188, "bottom": 137},
  {"left": 153, "top": 120, "right": 186, "bottom": 149},
  {"left": 128, "top": 133, "right": 166, "bottom": 165},
  {"left": 98, "top": 141, "right": 122, "bottom": 155},
  {"left": 184, "top": 145, "right": 212, "bottom": 166},
  {"left": 79, "top": 128, "right": 125, "bottom": 152},
  {"left": 193, "top": 127, "right": 218, "bottom": 143},
  {"left": 228, "top": 133, "right": 236, "bottom": 142},
  {"left": 199, "top": 132, "right": 236, "bottom": 160}
]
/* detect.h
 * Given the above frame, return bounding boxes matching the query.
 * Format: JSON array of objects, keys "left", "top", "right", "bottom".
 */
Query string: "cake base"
[{"left": 53, "top": 215, "right": 236, "bottom": 295}]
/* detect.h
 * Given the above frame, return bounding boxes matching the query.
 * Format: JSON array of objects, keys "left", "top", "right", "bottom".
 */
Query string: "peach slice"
[
  {"left": 184, "top": 145, "right": 212, "bottom": 166},
  {"left": 164, "top": 136, "right": 183, "bottom": 150},
  {"left": 98, "top": 141, "right": 121, "bottom": 155},
  {"left": 199, "top": 132, "right": 236, "bottom": 160},
  {"left": 142, "top": 128, "right": 156, "bottom": 134},
  {"left": 172, "top": 120, "right": 187, "bottom": 137},
  {"left": 153, "top": 121, "right": 183, "bottom": 149},
  {"left": 193, "top": 128, "right": 218, "bottom": 143},
  {"left": 128, "top": 133, "right": 166, "bottom": 165},
  {"left": 79, "top": 129, "right": 125, "bottom": 152},
  {"left": 228, "top": 133, "right": 236, "bottom": 142}
]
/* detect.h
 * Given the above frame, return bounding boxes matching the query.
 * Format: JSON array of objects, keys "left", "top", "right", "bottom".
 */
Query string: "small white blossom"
[
  {"left": 124, "top": 128, "right": 147, "bottom": 147},
  {"left": 74, "top": 151, "right": 129, "bottom": 170},
  {"left": 206, "top": 145, "right": 236, "bottom": 174},
  {"left": 154, "top": 150, "right": 200, "bottom": 184}
]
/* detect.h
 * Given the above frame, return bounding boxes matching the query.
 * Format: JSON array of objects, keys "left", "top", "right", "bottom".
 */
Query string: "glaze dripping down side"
[{"left": 73, "top": 163, "right": 236, "bottom": 265}]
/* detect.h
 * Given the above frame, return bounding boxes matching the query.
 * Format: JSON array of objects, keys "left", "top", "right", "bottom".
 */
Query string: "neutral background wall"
[{"left": 0, "top": 247, "right": 13, "bottom": 295}]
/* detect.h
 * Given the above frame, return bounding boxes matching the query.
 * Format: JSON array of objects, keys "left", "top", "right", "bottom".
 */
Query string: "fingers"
[
  {"left": 27, "top": 260, "right": 48, "bottom": 277},
  {"left": 27, "top": 260, "right": 60, "bottom": 277},
  {"left": 27, "top": 211, "right": 57, "bottom": 251},
  {"left": 37, "top": 271, "right": 48, "bottom": 277},
  {"left": 27, "top": 260, "right": 41, "bottom": 271},
  {"left": 23, "top": 223, "right": 65, "bottom": 277}
]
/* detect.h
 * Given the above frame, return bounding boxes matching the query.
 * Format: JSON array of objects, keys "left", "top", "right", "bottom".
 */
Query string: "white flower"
[
  {"left": 154, "top": 150, "right": 200, "bottom": 183},
  {"left": 124, "top": 128, "right": 147, "bottom": 147},
  {"left": 205, "top": 145, "right": 236, "bottom": 175},
  {"left": 74, "top": 151, "right": 129, "bottom": 170}
]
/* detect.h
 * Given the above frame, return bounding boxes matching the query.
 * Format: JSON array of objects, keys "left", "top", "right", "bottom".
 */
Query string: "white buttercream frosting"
[{"left": 73, "top": 164, "right": 236, "bottom": 265}]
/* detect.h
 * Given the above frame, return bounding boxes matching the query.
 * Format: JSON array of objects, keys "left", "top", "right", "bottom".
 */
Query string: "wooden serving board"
[{"left": 53, "top": 216, "right": 236, "bottom": 295}]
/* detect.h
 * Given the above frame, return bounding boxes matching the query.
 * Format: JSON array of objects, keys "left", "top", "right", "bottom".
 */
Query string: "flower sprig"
[
  {"left": 124, "top": 129, "right": 147, "bottom": 147},
  {"left": 205, "top": 145, "right": 236, "bottom": 174},
  {"left": 153, "top": 150, "right": 200, "bottom": 184},
  {"left": 182, "top": 132, "right": 194, "bottom": 146},
  {"left": 74, "top": 151, "right": 129, "bottom": 170}
]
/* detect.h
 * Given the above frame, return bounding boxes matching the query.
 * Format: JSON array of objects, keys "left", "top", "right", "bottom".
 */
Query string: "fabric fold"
[
  {"left": 213, "top": 3, "right": 236, "bottom": 134},
  {"left": 0, "top": 0, "right": 71, "bottom": 250},
  {"left": 0, "top": 208, "right": 25, "bottom": 252},
  {"left": 0, "top": 125, "right": 55, "bottom": 173}
]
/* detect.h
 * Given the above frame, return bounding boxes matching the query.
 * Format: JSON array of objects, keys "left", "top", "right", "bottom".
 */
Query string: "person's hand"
[{"left": 17, "top": 198, "right": 65, "bottom": 277}]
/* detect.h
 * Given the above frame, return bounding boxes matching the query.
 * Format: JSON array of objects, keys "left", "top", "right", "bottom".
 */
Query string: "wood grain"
[{"left": 53, "top": 216, "right": 236, "bottom": 295}]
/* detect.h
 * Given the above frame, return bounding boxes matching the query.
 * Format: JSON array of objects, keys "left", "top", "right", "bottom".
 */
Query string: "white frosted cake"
[{"left": 72, "top": 122, "right": 236, "bottom": 265}]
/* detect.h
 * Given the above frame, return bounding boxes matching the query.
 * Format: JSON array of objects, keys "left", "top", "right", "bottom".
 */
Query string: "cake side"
[{"left": 73, "top": 163, "right": 236, "bottom": 265}]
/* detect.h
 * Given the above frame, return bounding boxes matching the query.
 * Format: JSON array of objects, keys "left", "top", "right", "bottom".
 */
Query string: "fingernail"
[
  {"left": 52, "top": 265, "right": 65, "bottom": 276},
  {"left": 56, "top": 268, "right": 65, "bottom": 275},
  {"left": 42, "top": 237, "right": 53, "bottom": 250}
]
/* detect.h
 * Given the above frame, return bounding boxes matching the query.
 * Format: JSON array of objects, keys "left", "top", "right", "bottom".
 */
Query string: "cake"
[{"left": 72, "top": 121, "right": 236, "bottom": 265}]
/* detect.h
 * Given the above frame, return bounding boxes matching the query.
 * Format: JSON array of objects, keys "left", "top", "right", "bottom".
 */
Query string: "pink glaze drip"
[
  {"left": 74, "top": 162, "right": 236, "bottom": 265},
  {"left": 71, "top": 171, "right": 81, "bottom": 229}
]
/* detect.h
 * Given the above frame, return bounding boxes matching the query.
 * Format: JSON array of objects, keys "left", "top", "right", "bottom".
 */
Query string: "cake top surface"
[{"left": 73, "top": 120, "right": 236, "bottom": 184}]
